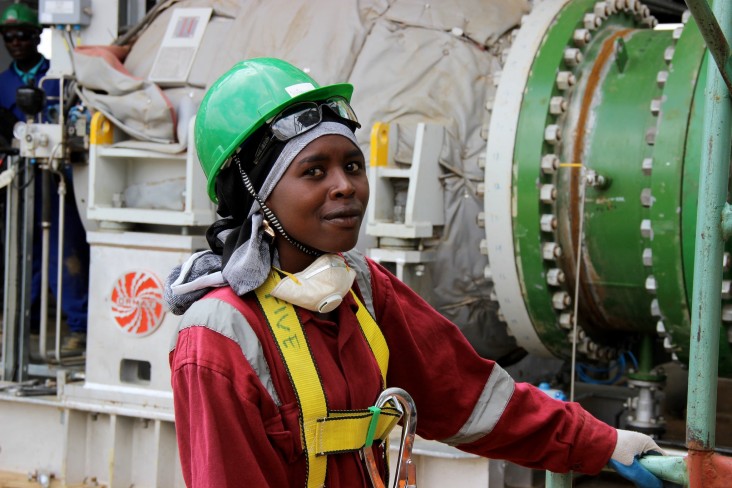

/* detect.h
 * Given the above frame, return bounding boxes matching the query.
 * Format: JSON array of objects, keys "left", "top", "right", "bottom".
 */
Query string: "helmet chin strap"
[{"left": 235, "top": 155, "right": 323, "bottom": 257}]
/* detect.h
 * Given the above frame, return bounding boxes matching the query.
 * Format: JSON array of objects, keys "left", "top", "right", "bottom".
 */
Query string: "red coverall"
[{"left": 169, "top": 255, "right": 616, "bottom": 487}]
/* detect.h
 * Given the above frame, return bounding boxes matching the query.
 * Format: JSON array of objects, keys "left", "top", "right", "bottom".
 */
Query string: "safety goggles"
[
  {"left": 2, "top": 30, "right": 36, "bottom": 43},
  {"left": 253, "top": 96, "right": 360, "bottom": 165}
]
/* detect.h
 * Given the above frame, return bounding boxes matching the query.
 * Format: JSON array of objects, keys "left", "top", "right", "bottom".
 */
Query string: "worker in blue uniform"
[{"left": 0, "top": 3, "right": 89, "bottom": 351}]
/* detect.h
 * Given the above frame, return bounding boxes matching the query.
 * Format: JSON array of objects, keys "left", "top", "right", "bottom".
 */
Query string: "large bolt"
[
  {"left": 643, "top": 248, "right": 653, "bottom": 267},
  {"left": 547, "top": 268, "right": 565, "bottom": 286},
  {"left": 641, "top": 188, "right": 654, "bottom": 207},
  {"left": 645, "top": 127, "right": 657, "bottom": 145},
  {"left": 722, "top": 280, "right": 732, "bottom": 299},
  {"left": 573, "top": 29, "right": 591, "bottom": 47},
  {"left": 722, "top": 304, "right": 732, "bottom": 322},
  {"left": 651, "top": 299, "right": 661, "bottom": 318},
  {"left": 656, "top": 320, "right": 667, "bottom": 335},
  {"left": 723, "top": 252, "right": 731, "bottom": 270},
  {"left": 540, "top": 184, "right": 557, "bottom": 203},
  {"left": 663, "top": 336, "right": 676, "bottom": 352},
  {"left": 543, "top": 242, "right": 562, "bottom": 260},
  {"left": 553, "top": 291, "right": 572, "bottom": 309},
  {"left": 541, "top": 214, "right": 557, "bottom": 232},
  {"left": 650, "top": 98, "right": 662, "bottom": 116},
  {"left": 594, "top": 1, "right": 609, "bottom": 18},
  {"left": 645, "top": 275, "right": 657, "bottom": 294},
  {"left": 544, "top": 125, "right": 562, "bottom": 144},
  {"left": 557, "top": 71, "right": 576, "bottom": 90},
  {"left": 476, "top": 182, "right": 486, "bottom": 197},
  {"left": 476, "top": 212, "right": 485, "bottom": 228},
  {"left": 479, "top": 238, "right": 488, "bottom": 255},
  {"left": 559, "top": 312, "right": 573, "bottom": 329},
  {"left": 641, "top": 219, "right": 653, "bottom": 239},
  {"left": 484, "top": 265, "right": 493, "bottom": 281},
  {"left": 564, "top": 48, "right": 584, "bottom": 67},
  {"left": 584, "top": 13, "right": 601, "bottom": 30},
  {"left": 541, "top": 154, "right": 560, "bottom": 174},
  {"left": 549, "top": 97, "right": 567, "bottom": 115},
  {"left": 642, "top": 157, "right": 653, "bottom": 176},
  {"left": 657, "top": 71, "right": 669, "bottom": 88},
  {"left": 664, "top": 46, "right": 675, "bottom": 64},
  {"left": 477, "top": 153, "right": 486, "bottom": 169},
  {"left": 672, "top": 26, "right": 684, "bottom": 41}
]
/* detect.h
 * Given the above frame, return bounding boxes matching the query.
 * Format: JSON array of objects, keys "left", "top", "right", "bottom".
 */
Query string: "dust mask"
[{"left": 270, "top": 254, "right": 356, "bottom": 313}]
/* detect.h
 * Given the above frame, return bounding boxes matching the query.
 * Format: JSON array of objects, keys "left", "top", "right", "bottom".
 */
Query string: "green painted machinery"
[{"left": 485, "top": 0, "right": 732, "bottom": 377}]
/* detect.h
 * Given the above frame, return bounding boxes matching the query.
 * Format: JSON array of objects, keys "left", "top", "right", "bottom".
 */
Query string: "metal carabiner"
[{"left": 362, "top": 387, "right": 418, "bottom": 488}]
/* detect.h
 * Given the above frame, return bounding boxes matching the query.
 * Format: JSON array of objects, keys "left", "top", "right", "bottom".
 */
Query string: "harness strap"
[{"left": 256, "top": 270, "right": 390, "bottom": 488}]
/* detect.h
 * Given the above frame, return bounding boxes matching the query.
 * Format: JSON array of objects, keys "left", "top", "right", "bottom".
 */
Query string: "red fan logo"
[{"left": 111, "top": 271, "right": 165, "bottom": 337}]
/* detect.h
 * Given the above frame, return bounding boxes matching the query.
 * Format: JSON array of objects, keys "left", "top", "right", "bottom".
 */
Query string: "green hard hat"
[
  {"left": 195, "top": 57, "right": 354, "bottom": 203},
  {"left": 0, "top": 3, "right": 40, "bottom": 31}
]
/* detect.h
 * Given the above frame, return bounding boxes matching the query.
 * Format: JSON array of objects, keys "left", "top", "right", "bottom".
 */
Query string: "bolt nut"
[
  {"left": 643, "top": 248, "right": 653, "bottom": 267},
  {"left": 540, "top": 184, "right": 557, "bottom": 203},
  {"left": 584, "top": 13, "right": 601, "bottom": 30},
  {"left": 564, "top": 48, "right": 584, "bottom": 67},
  {"left": 645, "top": 275, "right": 657, "bottom": 294},
  {"left": 650, "top": 98, "right": 662, "bottom": 116},
  {"left": 543, "top": 242, "right": 562, "bottom": 260},
  {"left": 722, "top": 280, "right": 732, "bottom": 299},
  {"left": 476, "top": 182, "right": 486, "bottom": 197},
  {"left": 722, "top": 304, "right": 732, "bottom": 322},
  {"left": 476, "top": 211, "right": 485, "bottom": 228},
  {"left": 641, "top": 188, "right": 654, "bottom": 207},
  {"left": 724, "top": 252, "right": 731, "bottom": 270},
  {"left": 673, "top": 26, "right": 684, "bottom": 40},
  {"left": 479, "top": 238, "right": 488, "bottom": 255},
  {"left": 656, "top": 319, "right": 666, "bottom": 334},
  {"left": 682, "top": 10, "right": 691, "bottom": 24},
  {"left": 642, "top": 157, "right": 653, "bottom": 176},
  {"left": 664, "top": 46, "right": 675, "bottom": 64},
  {"left": 541, "top": 214, "right": 557, "bottom": 232},
  {"left": 559, "top": 312, "right": 573, "bottom": 329},
  {"left": 657, "top": 70, "right": 669, "bottom": 88},
  {"left": 651, "top": 299, "right": 662, "bottom": 318},
  {"left": 594, "top": 2, "right": 609, "bottom": 18},
  {"left": 556, "top": 71, "right": 576, "bottom": 90},
  {"left": 646, "top": 127, "right": 657, "bottom": 145},
  {"left": 541, "top": 154, "right": 560, "bottom": 174},
  {"left": 547, "top": 268, "right": 566, "bottom": 286},
  {"left": 663, "top": 336, "right": 675, "bottom": 351},
  {"left": 544, "top": 125, "right": 562, "bottom": 144},
  {"left": 477, "top": 154, "right": 486, "bottom": 169},
  {"left": 484, "top": 265, "right": 493, "bottom": 281},
  {"left": 549, "top": 96, "right": 568, "bottom": 115},
  {"left": 573, "top": 28, "right": 591, "bottom": 47},
  {"left": 641, "top": 219, "right": 653, "bottom": 239},
  {"left": 552, "top": 291, "right": 572, "bottom": 309}
]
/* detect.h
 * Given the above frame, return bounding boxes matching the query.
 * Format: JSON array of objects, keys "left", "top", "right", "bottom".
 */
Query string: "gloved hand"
[{"left": 607, "top": 429, "right": 665, "bottom": 488}]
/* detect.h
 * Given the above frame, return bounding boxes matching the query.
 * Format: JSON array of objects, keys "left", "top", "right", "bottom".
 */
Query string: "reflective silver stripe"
[
  {"left": 171, "top": 297, "right": 282, "bottom": 406},
  {"left": 344, "top": 249, "right": 375, "bottom": 317},
  {"left": 439, "top": 364, "right": 515, "bottom": 446}
]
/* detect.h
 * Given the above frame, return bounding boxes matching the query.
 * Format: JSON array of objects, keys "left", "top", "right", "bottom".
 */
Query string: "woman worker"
[{"left": 166, "top": 58, "right": 663, "bottom": 488}]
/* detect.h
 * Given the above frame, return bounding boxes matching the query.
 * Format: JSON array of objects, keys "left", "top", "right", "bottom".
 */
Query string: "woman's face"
[{"left": 266, "top": 134, "right": 369, "bottom": 256}]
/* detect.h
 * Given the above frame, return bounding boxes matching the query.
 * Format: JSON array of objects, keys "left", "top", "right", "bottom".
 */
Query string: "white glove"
[
  {"left": 609, "top": 429, "right": 665, "bottom": 488},
  {"left": 612, "top": 429, "right": 664, "bottom": 465}
]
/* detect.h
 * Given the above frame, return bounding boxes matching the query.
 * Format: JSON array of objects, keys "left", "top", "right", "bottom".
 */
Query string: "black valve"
[{"left": 15, "top": 85, "right": 46, "bottom": 118}]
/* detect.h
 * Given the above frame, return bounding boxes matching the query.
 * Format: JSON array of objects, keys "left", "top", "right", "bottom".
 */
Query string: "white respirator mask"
[{"left": 270, "top": 254, "right": 356, "bottom": 313}]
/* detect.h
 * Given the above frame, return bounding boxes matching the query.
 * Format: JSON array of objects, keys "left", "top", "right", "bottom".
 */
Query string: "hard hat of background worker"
[
  {"left": 194, "top": 57, "right": 354, "bottom": 203},
  {"left": 0, "top": 3, "right": 41, "bottom": 32}
]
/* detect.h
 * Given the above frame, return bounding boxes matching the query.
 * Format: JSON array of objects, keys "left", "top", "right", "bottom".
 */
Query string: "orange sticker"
[{"left": 111, "top": 271, "right": 165, "bottom": 337}]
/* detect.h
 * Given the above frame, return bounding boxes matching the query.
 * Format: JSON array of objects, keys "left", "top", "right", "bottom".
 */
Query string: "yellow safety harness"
[{"left": 255, "top": 269, "right": 397, "bottom": 488}]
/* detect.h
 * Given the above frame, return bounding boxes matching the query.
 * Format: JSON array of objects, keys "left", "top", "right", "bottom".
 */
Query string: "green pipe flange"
[
  {"left": 513, "top": 0, "right": 649, "bottom": 358},
  {"left": 650, "top": 20, "right": 704, "bottom": 369},
  {"left": 513, "top": 0, "right": 596, "bottom": 358},
  {"left": 568, "top": 27, "right": 668, "bottom": 337}
]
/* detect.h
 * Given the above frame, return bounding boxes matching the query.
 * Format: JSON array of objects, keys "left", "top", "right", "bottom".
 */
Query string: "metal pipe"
[
  {"left": 684, "top": 0, "right": 731, "bottom": 455},
  {"left": 53, "top": 174, "right": 66, "bottom": 363},
  {"left": 37, "top": 167, "right": 52, "bottom": 362},
  {"left": 683, "top": 0, "right": 732, "bottom": 94}
]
